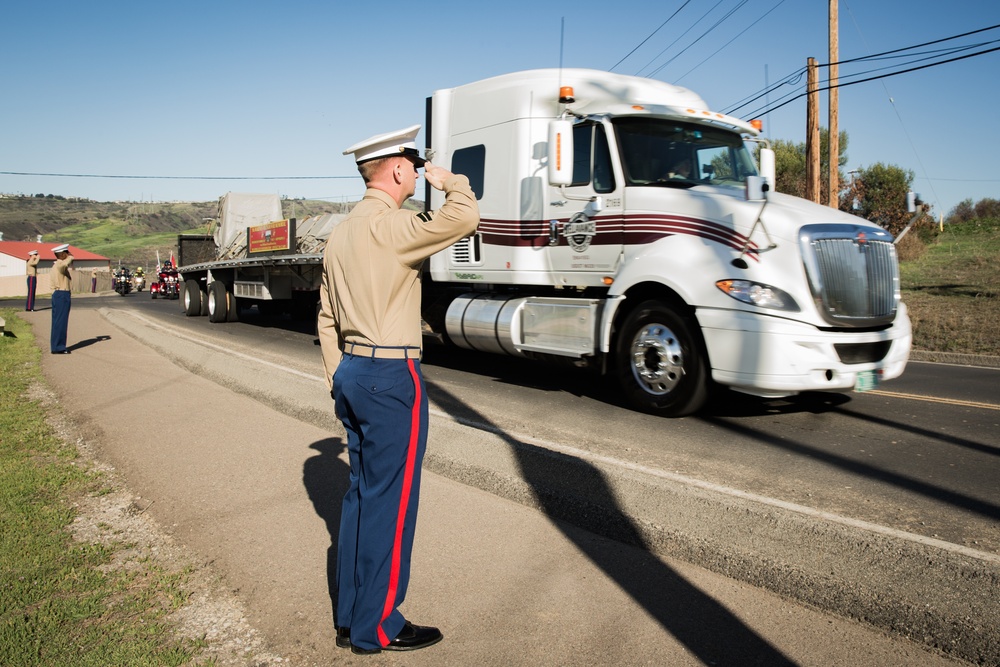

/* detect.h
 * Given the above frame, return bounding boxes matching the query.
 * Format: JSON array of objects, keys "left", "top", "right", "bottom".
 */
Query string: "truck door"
[{"left": 546, "top": 121, "right": 624, "bottom": 280}]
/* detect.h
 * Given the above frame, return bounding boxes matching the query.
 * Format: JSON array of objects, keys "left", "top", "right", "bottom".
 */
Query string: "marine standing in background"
[
  {"left": 25, "top": 250, "right": 39, "bottom": 311},
  {"left": 317, "top": 125, "right": 479, "bottom": 655},
  {"left": 50, "top": 244, "right": 73, "bottom": 354}
]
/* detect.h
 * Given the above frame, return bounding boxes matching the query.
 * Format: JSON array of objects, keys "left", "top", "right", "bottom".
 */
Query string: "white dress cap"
[
  {"left": 52, "top": 243, "right": 69, "bottom": 253},
  {"left": 343, "top": 124, "right": 425, "bottom": 166},
  {"left": 28, "top": 250, "right": 38, "bottom": 255}
]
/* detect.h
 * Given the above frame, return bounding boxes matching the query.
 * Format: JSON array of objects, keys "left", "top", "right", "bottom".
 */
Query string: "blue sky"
[{"left": 2, "top": 0, "right": 998, "bottom": 219}]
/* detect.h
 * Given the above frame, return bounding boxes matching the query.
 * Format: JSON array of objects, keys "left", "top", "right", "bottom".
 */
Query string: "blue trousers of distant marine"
[
  {"left": 50, "top": 290, "right": 71, "bottom": 352},
  {"left": 25, "top": 276, "right": 37, "bottom": 311},
  {"left": 332, "top": 352, "right": 427, "bottom": 652}
]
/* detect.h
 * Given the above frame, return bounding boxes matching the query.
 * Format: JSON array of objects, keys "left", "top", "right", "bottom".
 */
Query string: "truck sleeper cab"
[{"left": 422, "top": 68, "right": 911, "bottom": 417}]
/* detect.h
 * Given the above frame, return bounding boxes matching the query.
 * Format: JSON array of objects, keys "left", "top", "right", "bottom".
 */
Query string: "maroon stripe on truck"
[{"left": 476, "top": 214, "right": 758, "bottom": 255}]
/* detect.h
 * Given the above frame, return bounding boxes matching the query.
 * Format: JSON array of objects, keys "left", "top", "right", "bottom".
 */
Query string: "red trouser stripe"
[{"left": 377, "top": 358, "right": 422, "bottom": 646}]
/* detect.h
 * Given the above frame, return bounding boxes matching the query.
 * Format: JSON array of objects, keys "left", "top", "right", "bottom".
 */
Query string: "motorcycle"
[
  {"left": 114, "top": 269, "right": 133, "bottom": 296},
  {"left": 133, "top": 272, "right": 145, "bottom": 292},
  {"left": 150, "top": 266, "right": 180, "bottom": 299}
]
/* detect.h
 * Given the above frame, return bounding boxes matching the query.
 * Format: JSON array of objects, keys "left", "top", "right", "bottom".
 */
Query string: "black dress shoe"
[
  {"left": 51, "top": 350, "right": 71, "bottom": 354},
  {"left": 350, "top": 621, "right": 443, "bottom": 655},
  {"left": 335, "top": 626, "right": 351, "bottom": 649}
]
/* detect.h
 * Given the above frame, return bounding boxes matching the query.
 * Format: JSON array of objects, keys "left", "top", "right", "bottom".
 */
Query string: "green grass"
[
  {"left": 900, "top": 217, "right": 1000, "bottom": 356},
  {"left": 0, "top": 309, "right": 203, "bottom": 666}
]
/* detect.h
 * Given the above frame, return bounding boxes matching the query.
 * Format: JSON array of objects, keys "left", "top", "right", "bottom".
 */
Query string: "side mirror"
[
  {"left": 759, "top": 147, "right": 775, "bottom": 187},
  {"left": 547, "top": 119, "right": 573, "bottom": 186},
  {"left": 746, "top": 176, "right": 769, "bottom": 201}
]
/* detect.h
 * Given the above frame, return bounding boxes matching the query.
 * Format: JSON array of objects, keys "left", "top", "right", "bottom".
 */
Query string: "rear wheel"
[
  {"left": 208, "top": 281, "right": 228, "bottom": 323},
  {"left": 614, "top": 300, "right": 708, "bottom": 417},
  {"left": 183, "top": 280, "right": 202, "bottom": 316},
  {"left": 226, "top": 293, "right": 241, "bottom": 322}
]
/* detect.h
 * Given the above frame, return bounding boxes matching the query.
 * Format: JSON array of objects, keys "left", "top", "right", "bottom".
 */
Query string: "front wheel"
[{"left": 614, "top": 300, "right": 708, "bottom": 417}]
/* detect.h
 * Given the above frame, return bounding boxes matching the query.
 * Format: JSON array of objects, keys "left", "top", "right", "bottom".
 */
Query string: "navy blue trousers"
[
  {"left": 25, "top": 276, "right": 37, "bottom": 311},
  {"left": 50, "top": 290, "right": 71, "bottom": 352},
  {"left": 332, "top": 352, "right": 427, "bottom": 651}
]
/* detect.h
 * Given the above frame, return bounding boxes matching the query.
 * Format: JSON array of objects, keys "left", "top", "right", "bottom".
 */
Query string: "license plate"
[{"left": 854, "top": 369, "right": 881, "bottom": 392}]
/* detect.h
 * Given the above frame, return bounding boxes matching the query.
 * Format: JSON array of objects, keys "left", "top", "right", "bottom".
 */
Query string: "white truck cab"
[{"left": 423, "top": 68, "right": 911, "bottom": 416}]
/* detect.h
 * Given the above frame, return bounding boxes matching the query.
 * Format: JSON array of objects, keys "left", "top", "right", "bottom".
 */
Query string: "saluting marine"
[
  {"left": 49, "top": 243, "right": 73, "bottom": 354},
  {"left": 25, "top": 249, "right": 39, "bottom": 311},
  {"left": 317, "top": 125, "right": 479, "bottom": 654}
]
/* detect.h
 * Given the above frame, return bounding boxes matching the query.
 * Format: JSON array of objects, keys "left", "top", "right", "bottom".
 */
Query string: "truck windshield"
[{"left": 612, "top": 117, "right": 758, "bottom": 189}]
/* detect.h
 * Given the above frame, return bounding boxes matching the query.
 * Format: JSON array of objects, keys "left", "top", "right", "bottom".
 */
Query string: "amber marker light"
[
  {"left": 559, "top": 86, "right": 575, "bottom": 103},
  {"left": 750, "top": 119, "right": 763, "bottom": 131},
  {"left": 603, "top": 276, "right": 614, "bottom": 285}
]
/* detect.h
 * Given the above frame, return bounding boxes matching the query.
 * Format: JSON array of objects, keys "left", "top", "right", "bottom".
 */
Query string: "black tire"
[
  {"left": 226, "top": 293, "right": 241, "bottom": 323},
  {"left": 208, "top": 281, "right": 228, "bottom": 323},
  {"left": 614, "top": 300, "right": 708, "bottom": 417},
  {"left": 151, "top": 290, "right": 157, "bottom": 300},
  {"left": 183, "top": 280, "right": 202, "bottom": 316}
]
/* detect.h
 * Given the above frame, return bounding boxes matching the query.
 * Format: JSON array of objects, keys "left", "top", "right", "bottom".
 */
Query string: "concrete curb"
[{"left": 101, "top": 307, "right": 1000, "bottom": 665}]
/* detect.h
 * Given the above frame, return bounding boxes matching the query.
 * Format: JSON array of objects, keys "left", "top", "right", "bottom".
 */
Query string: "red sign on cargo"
[{"left": 248, "top": 219, "right": 293, "bottom": 254}]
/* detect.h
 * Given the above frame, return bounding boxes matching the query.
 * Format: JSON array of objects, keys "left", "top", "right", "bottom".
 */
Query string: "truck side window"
[
  {"left": 593, "top": 125, "right": 615, "bottom": 193},
  {"left": 451, "top": 145, "right": 486, "bottom": 199},
  {"left": 571, "top": 123, "right": 616, "bottom": 194}
]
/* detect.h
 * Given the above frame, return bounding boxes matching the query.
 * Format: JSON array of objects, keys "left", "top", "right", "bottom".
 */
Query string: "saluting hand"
[{"left": 422, "top": 162, "right": 454, "bottom": 191}]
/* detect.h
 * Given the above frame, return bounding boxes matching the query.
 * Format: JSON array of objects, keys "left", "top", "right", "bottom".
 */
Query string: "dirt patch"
[{"left": 29, "top": 380, "right": 286, "bottom": 666}]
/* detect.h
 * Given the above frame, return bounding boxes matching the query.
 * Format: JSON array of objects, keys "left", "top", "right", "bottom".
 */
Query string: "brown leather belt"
[{"left": 343, "top": 342, "right": 421, "bottom": 360}]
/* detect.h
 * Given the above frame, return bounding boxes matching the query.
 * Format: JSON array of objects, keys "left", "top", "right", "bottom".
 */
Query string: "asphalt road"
[
  {"left": 98, "top": 291, "right": 1000, "bottom": 556},
  {"left": 12, "top": 292, "right": 1000, "bottom": 665}
]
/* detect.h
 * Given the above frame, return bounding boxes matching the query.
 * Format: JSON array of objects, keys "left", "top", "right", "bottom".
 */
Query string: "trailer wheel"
[
  {"left": 208, "top": 281, "right": 228, "bottom": 323},
  {"left": 226, "top": 292, "right": 240, "bottom": 323},
  {"left": 183, "top": 280, "right": 202, "bottom": 316},
  {"left": 614, "top": 300, "right": 708, "bottom": 417}
]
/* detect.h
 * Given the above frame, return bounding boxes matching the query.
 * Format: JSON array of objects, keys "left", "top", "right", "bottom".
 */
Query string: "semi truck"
[{"left": 178, "top": 67, "right": 911, "bottom": 417}]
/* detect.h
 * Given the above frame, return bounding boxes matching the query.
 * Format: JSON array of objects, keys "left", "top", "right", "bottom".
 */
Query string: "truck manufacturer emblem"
[{"left": 564, "top": 214, "right": 596, "bottom": 253}]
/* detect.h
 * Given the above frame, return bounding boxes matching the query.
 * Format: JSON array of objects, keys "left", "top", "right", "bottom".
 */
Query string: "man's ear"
[{"left": 392, "top": 159, "right": 406, "bottom": 184}]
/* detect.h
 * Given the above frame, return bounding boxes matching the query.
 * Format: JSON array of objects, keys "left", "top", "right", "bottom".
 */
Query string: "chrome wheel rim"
[{"left": 629, "top": 323, "right": 684, "bottom": 396}]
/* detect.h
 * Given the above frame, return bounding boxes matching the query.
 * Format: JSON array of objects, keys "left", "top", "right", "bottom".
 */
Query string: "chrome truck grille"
[{"left": 799, "top": 224, "right": 900, "bottom": 327}]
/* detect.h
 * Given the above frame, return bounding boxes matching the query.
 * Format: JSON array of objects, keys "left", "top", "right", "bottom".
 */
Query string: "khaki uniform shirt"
[
  {"left": 50, "top": 255, "right": 73, "bottom": 291},
  {"left": 318, "top": 174, "right": 479, "bottom": 390},
  {"left": 26, "top": 255, "right": 39, "bottom": 276}
]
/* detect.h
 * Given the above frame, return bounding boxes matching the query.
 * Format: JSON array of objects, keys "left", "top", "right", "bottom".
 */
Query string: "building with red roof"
[{"left": 0, "top": 241, "right": 110, "bottom": 298}]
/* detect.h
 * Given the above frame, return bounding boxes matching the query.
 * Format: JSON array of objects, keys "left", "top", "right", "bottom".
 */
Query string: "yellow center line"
[{"left": 866, "top": 389, "right": 1000, "bottom": 411}]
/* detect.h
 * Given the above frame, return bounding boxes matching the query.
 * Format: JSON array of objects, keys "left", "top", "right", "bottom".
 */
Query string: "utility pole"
[
  {"left": 828, "top": 0, "right": 839, "bottom": 209},
  {"left": 806, "top": 57, "right": 821, "bottom": 203}
]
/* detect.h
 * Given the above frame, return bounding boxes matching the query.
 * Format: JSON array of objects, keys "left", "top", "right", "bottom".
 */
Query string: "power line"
[
  {"left": 676, "top": 0, "right": 789, "bottom": 83},
  {"left": 609, "top": 1, "right": 692, "bottom": 72},
  {"left": 722, "top": 22, "right": 1000, "bottom": 115},
  {"left": 739, "top": 44, "right": 1000, "bottom": 119},
  {"left": 646, "top": 0, "right": 751, "bottom": 78},
  {"left": 0, "top": 171, "right": 355, "bottom": 181}
]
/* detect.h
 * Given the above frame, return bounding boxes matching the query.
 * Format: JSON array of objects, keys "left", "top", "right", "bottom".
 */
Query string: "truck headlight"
[{"left": 716, "top": 280, "right": 800, "bottom": 312}]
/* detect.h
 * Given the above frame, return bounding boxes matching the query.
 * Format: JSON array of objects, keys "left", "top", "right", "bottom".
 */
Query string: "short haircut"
[{"left": 358, "top": 156, "right": 394, "bottom": 184}]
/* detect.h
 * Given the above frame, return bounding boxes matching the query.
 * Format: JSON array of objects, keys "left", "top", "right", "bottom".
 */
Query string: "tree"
[
  {"left": 947, "top": 197, "right": 1000, "bottom": 224},
  {"left": 767, "top": 128, "right": 848, "bottom": 204},
  {"left": 847, "top": 162, "right": 915, "bottom": 236}
]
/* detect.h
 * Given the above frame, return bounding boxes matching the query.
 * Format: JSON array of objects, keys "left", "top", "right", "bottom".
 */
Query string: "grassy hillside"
[{"left": 0, "top": 195, "right": 350, "bottom": 268}]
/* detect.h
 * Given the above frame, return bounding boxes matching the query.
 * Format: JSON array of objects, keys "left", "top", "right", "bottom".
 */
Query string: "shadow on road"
[
  {"left": 426, "top": 381, "right": 799, "bottom": 666},
  {"left": 302, "top": 437, "right": 349, "bottom": 629}
]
